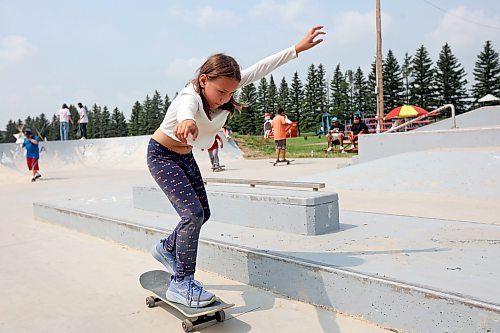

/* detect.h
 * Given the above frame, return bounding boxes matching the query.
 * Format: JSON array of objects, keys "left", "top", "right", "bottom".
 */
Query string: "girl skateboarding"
[{"left": 148, "top": 26, "right": 325, "bottom": 308}]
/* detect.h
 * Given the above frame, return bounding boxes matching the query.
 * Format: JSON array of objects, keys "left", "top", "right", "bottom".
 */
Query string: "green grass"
[{"left": 233, "top": 132, "right": 355, "bottom": 159}]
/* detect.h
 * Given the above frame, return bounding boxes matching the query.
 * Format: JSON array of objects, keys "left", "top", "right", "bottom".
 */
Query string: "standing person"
[
  {"left": 77, "top": 102, "right": 89, "bottom": 139},
  {"left": 57, "top": 104, "right": 73, "bottom": 140},
  {"left": 326, "top": 117, "right": 345, "bottom": 152},
  {"left": 22, "top": 129, "right": 42, "bottom": 182},
  {"left": 147, "top": 26, "right": 325, "bottom": 308},
  {"left": 271, "top": 107, "right": 292, "bottom": 163},
  {"left": 263, "top": 113, "right": 272, "bottom": 138},
  {"left": 207, "top": 133, "right": 223, "bottom": 170}
]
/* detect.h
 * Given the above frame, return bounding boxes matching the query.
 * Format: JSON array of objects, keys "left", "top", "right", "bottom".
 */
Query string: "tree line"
[{"left": 1, "top": 40, "right": 499, "bottom": 142}]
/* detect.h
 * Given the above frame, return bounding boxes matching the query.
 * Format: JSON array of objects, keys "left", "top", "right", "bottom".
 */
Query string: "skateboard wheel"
[
  {"left": 146, "top": 296, "right": 156, "bottom": 308},
  {"left": 215, "top": 310, "right": 225, "bottom": 322},
  {"left": 182, "top": 319, "right": 194, "bottom": 332}
]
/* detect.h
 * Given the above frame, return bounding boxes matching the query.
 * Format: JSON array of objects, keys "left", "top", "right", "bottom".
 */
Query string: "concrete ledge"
[
  {"left": 133, "top": 185, "right": 339, "bottom": 235},
  {"left": 33, "top": 201, "right": 500, "bottom": 333}
]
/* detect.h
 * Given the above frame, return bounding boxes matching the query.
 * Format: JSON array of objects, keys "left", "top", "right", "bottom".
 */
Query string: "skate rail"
[{"left": 203, "top": 178, "right": 325, "bottom": 191}]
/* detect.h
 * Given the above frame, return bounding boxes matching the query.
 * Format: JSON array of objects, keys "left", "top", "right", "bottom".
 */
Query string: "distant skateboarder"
[
  {"left": 22, "top": 128, "right": 42, "bottom": 182},
  {"left": 271, "top": 106, "right": 292, "bottom": 164},
  {"left": 208, "top": 134, "right": 224, "bottom": 171}
]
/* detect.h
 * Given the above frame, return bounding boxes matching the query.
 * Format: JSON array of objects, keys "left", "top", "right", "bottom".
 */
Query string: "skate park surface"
[{"left": 1, "top": 106, "right": 499, "bottom": 332}]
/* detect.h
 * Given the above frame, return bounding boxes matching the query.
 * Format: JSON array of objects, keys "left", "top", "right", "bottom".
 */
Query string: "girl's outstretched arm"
[
  {"left": 295, "top": 25, "right": 325, "bottom": 54},
  {"left": 239, "top": 26, "right": 326, "bottom": 88}
]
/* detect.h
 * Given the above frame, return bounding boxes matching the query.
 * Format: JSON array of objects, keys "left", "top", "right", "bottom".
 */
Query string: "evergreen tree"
[
  {"left": 329, "top": 64, "right": 348, "bottom": 120},
  {"left": 4, "top": 120, "right": 18, "bottom": 143},
  {"left": 278, "top": 76, "right": 291, "bottom": 112},
  {"left": 383, "top": 49, "right": 404, "bottom": 114},
  {"left": 345, "top": 69, "right": 355, "bottom": 119},
  {"left": 410, "top": 45, "right": 436, "bottom": 110},
  {"left": 100, "top": 106, "right": 112, "bottom": 138},
  {"left": 231, "top": 83, "right": 258, "bottom": 134},
  {"left": 268, "top": 75, "right": 278, "bottom": 114},
  {"left": 256, "top": 77, "right": 269, "bottom": 116},
  {"left": 47, "top": 115, "right": 59, "bottom": 140},
  {"left": 289, "top": 72, "right": 304, "bottom": 135},
  {"left": 316, "top": 64, "right": 328, "bottom": 116},
  {"left": 141, "top": 95, "right": 155, "bottom": 135},
  {"left": 88, "top": 104, "right": 102, "bottom": 139},
  {"left": 128, "top": 101, "right": 143, "bottom": 136},
  {"left": 110, "top": 107, "right": 128, "bottom": 137},
  {"left": 163, "top": 93, "right": 172, "bottom": 119},
  {"left": 68, "top": 104, "right": 79, "bottom": 140},
  {"left": 435, "top": 43, "right": 469, "bottom": 115},
  {"left": 472, "top": 40, "right": 500, "bottom": 99},
  {"left": 32, "top": 113, "right": 50, "bottom": 140},
  {"left": 402, "top": 52, "right": 413, "bottom": 105},
  {"left": 303, "top": 64, "right": 319, "bottom": 131},
  {"left": 366, "top": 60, "right": 378, "bottom": 116},
  {"left": 150, "top": 90, "right": 164, "bottom": 131},
  {"left": 352, "top": 67, "right": 368, "bottom": 115}
]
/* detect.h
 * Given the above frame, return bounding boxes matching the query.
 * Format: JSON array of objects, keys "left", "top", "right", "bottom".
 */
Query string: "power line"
[{"left": 422, "top": 0, "right": 500, "bottom": 31}]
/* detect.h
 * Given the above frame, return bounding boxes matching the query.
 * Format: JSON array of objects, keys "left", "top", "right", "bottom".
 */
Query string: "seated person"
[
  {"left": 326, "top": 117, "right": 345, "bottom": 152},
  {"left": 349, "top": 115, "right": 369, "bottom": 149}
]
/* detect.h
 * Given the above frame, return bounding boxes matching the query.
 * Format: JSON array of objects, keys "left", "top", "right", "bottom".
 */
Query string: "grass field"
[{"left": 233, "top": 133, "right": 356, "bottom": 159}]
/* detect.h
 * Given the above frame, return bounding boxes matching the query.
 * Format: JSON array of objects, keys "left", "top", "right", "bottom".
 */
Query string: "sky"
[{"left": 1, "top": 0, "right": 499, "bottom": 128}]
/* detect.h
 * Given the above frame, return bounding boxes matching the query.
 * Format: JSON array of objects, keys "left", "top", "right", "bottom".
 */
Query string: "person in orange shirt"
[{"left": 271, "top": 107, "right": 292, "bottom": 163}]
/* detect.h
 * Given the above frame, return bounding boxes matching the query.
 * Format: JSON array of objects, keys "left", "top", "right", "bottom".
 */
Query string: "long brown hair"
[{"left": 191, "top": 53, "right": 246, "bottom": 119}]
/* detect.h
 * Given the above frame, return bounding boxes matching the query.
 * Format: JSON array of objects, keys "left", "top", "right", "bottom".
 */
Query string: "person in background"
[
  {"left": 207, "top": 133, "right": 224, "bottom": 171},
  {"left": 57, "top": 104, "right": 73, "bottom": 140},
  {"left": 271, "top": 106, "right": 292, "bottom": 163},
  {"left": 77, "top": 102, "right": 88, "bottom": 139},
  {"left": 349, "top": 115, "right": 369, "bottom": 149},
  {"left": 22, "top": 128, "right": 42, "bottom": 182},
  {"left": 326, "top": 117, "right": 345, "bottom": 152}
]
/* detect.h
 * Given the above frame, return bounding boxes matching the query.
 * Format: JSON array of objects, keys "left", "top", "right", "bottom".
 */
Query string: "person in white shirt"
[
  {"left": 148, "top": 26, "right": 325, "bottom": 308},
  {"left": 77, "top": 102, "right": 89, "bottom": 139},
  {"left": 57, "top": 104, "right": 73, "bottom": 140}
]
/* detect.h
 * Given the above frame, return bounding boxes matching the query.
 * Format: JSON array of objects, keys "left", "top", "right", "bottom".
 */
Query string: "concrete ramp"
[
  {"left": 303, "top": 147, "right": 500, "bottom": 200},
  {"left": 0, "top": 133, "right": 243, "bottom": 178},
  {"left": 417, "top": 105, "right": 500, "bottom": 131}
]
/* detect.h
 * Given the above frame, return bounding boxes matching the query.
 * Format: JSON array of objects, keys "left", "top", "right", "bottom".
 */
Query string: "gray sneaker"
[
  {"left": 151, "top": 239, "right": 177, "bottom": 275},
  {"left": 166, "top": 275, "right": 216, "bottom": 308}
]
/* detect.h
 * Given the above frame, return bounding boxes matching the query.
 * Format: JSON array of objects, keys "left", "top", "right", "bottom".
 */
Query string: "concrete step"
[{"left": 33, "top": 197, "right": 500, "bottom": 333}]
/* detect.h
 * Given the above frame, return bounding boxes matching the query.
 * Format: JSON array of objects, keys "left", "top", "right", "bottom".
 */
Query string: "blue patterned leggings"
[{"left": 147, "top": 139, "right": 210, "bottom": 277}]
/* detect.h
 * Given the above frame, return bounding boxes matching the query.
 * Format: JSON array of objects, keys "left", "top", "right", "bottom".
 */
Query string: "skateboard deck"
[
  {"left": 272, "top": 159, "right": 294, "bottom": 166},
  {"left": 211, "top": 165, "right": 225, "bottom": 172},
  {"left": 140, "top": 270, "right": 234, "bottom": 332}
]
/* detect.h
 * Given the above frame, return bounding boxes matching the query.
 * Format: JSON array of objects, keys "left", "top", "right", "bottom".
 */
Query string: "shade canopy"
[
  {"left": 385, "top": 105, "right": 428, "bottom": 119},
  {"left": 478, "top": 94, "right": 500, "bottom": 103}
]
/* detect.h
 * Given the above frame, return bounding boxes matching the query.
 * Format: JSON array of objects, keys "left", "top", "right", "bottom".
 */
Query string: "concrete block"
[{"left": 133, "top": 185, "right": 339, "bottom": 235}]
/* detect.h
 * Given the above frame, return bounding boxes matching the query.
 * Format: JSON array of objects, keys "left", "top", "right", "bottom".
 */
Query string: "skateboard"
[
  {"left": 139, "top": 270, "right": 234, "bottom": 332},
  {"left": 211, "top": 165, "right": 225, "bottom": 172},
  {"left": 272, "top": 159, "right": 294, "bottom": 166}
]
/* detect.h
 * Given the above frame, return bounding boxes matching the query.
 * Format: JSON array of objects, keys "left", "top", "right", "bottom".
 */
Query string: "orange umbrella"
[{"left": 385, "top": 105, "right": 428, "bottom": 119}]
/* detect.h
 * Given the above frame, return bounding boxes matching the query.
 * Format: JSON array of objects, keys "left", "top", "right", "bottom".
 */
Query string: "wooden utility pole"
[{"left": 376, "top": 0, "right": 384, "bottom": 130}]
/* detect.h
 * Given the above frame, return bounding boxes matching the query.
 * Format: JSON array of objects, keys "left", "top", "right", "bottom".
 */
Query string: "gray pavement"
[{"left": 0, "top": 165, "right": 390, "bottom": 333}]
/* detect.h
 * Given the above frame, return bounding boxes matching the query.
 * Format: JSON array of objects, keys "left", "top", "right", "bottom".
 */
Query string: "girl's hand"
[
  {"left": 174, "top": 119, "right": 198, "bottom": 144},
  {"left": 295, "top": 26, "right": 326, "bottom": 54}
]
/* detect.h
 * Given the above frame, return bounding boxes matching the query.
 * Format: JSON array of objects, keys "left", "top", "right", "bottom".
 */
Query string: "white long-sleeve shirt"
[{"left": 158, "top": 46, "right": 298, "bottom": 149}]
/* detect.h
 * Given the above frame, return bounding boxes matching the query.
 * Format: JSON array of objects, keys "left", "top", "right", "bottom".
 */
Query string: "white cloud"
[
  {"left": 0, "top": 35, "right": 36, "bottom": 67},
  {"left": 166, "top": 57, "right": 206, "bottom": 82},
  {"left": 167, "top": 5, "right": 238, "bottom": 27},
  {"left": 332, "top": 10, "right": 392, "bottom": 46},
  {"left": 425, "top": 6, "right": 500, "bottom": 82},
  {"left": 250, "top": 0, "right": 310, "bottom": 23},
  {"left": 426, "top": 6, "right": 500, "bottom": 51}
]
